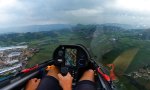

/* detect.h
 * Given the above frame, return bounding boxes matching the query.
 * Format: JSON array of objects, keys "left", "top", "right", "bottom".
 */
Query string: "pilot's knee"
[{"left": 79, "top": 69, "right": 95, "bottom": 82}]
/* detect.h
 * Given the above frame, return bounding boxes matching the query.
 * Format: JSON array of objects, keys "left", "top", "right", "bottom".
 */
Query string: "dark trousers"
[{"left": 37, "top": 76, "right": 97, "bottom": 90}]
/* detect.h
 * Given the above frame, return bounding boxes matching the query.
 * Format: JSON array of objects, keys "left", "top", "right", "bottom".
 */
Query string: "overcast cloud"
[{"left": 0, "top": 0, "right": 150, "bottom": 28}]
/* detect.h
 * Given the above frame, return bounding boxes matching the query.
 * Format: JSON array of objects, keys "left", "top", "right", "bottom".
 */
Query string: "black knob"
[{"left": 61, "top": 67, "right": 69, "bottom": 76}]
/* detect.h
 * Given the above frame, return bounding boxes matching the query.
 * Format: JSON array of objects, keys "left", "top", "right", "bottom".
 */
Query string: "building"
[
  {"left": 5, "top": 60, "right": 19, "bottom": 65},
  {"left": 8, "top": 52, "right": 21, "bottom": 58},
  {"left": 0, "top": 63, "right": 22, "bottom": 75}
]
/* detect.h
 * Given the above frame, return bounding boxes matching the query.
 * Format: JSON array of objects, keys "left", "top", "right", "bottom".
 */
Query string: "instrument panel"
[{"left": 53, "top": 45, "right": 90, "bottom": 68}]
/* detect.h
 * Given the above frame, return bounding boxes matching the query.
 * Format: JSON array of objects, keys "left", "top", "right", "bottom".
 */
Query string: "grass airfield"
[{"left": 113, "top": 48, "right": 139, "bottom": 74}]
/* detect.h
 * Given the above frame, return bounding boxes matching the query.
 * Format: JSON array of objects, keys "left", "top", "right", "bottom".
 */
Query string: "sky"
[{"left": 0, "top": 0, "right": 150, "bottom": 28}]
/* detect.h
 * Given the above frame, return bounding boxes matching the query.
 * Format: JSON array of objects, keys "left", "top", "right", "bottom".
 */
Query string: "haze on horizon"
[{"left": 0, "top": 0, "right": 150, "bottom": 29}]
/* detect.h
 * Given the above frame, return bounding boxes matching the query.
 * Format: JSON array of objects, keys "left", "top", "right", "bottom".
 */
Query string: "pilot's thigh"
[
  {"left": 75, "top": 80, "right": 97, "bottom": 90},
  {"left": 37, "top": 76, "right": 62, "bottom": 90}
]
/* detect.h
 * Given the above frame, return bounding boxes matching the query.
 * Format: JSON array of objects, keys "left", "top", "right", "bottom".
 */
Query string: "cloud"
[
  {"left": 114, "top": 0, "right": 150, "bottom": 12},
  {"left": 0, "top": 0, "right": 150, "bottom": 28},
  {"left": 65, "top": 8, "right": 103, "bottom": 17}
]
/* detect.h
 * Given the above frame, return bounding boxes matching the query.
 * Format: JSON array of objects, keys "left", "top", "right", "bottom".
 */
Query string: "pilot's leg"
[
  {"left": 37, "top": 65, "right": 62, "bottom": 90},
  {"left": 75, "top": 69, "right": 96, "bottom": 90}
]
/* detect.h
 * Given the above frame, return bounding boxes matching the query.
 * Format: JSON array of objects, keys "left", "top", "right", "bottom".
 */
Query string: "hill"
[{"left": 0, "top": 24, "right": 72, "bottom": 34}]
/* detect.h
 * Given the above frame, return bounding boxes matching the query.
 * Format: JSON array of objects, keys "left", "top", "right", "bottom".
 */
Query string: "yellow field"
[{"left": 113, "top": 48, "right": 139, "bottom": 74}]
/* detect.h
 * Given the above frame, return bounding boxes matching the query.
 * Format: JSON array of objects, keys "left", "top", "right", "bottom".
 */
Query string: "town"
[
  {"left": 127, "top": 65, "right": 150, "bottom": 80},
  {"left": 0, "top": 45, "right": 39, "bottom": 81}
]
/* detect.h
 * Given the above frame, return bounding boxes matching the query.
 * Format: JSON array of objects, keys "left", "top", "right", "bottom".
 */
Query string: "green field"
[{"left": 26, "top": 44, "right": 59, "bottom": 67}]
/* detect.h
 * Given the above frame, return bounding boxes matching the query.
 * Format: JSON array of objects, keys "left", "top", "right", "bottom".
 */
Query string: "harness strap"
[{"left": 97, "top": 67, "right": 111, "bottom": 82}]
